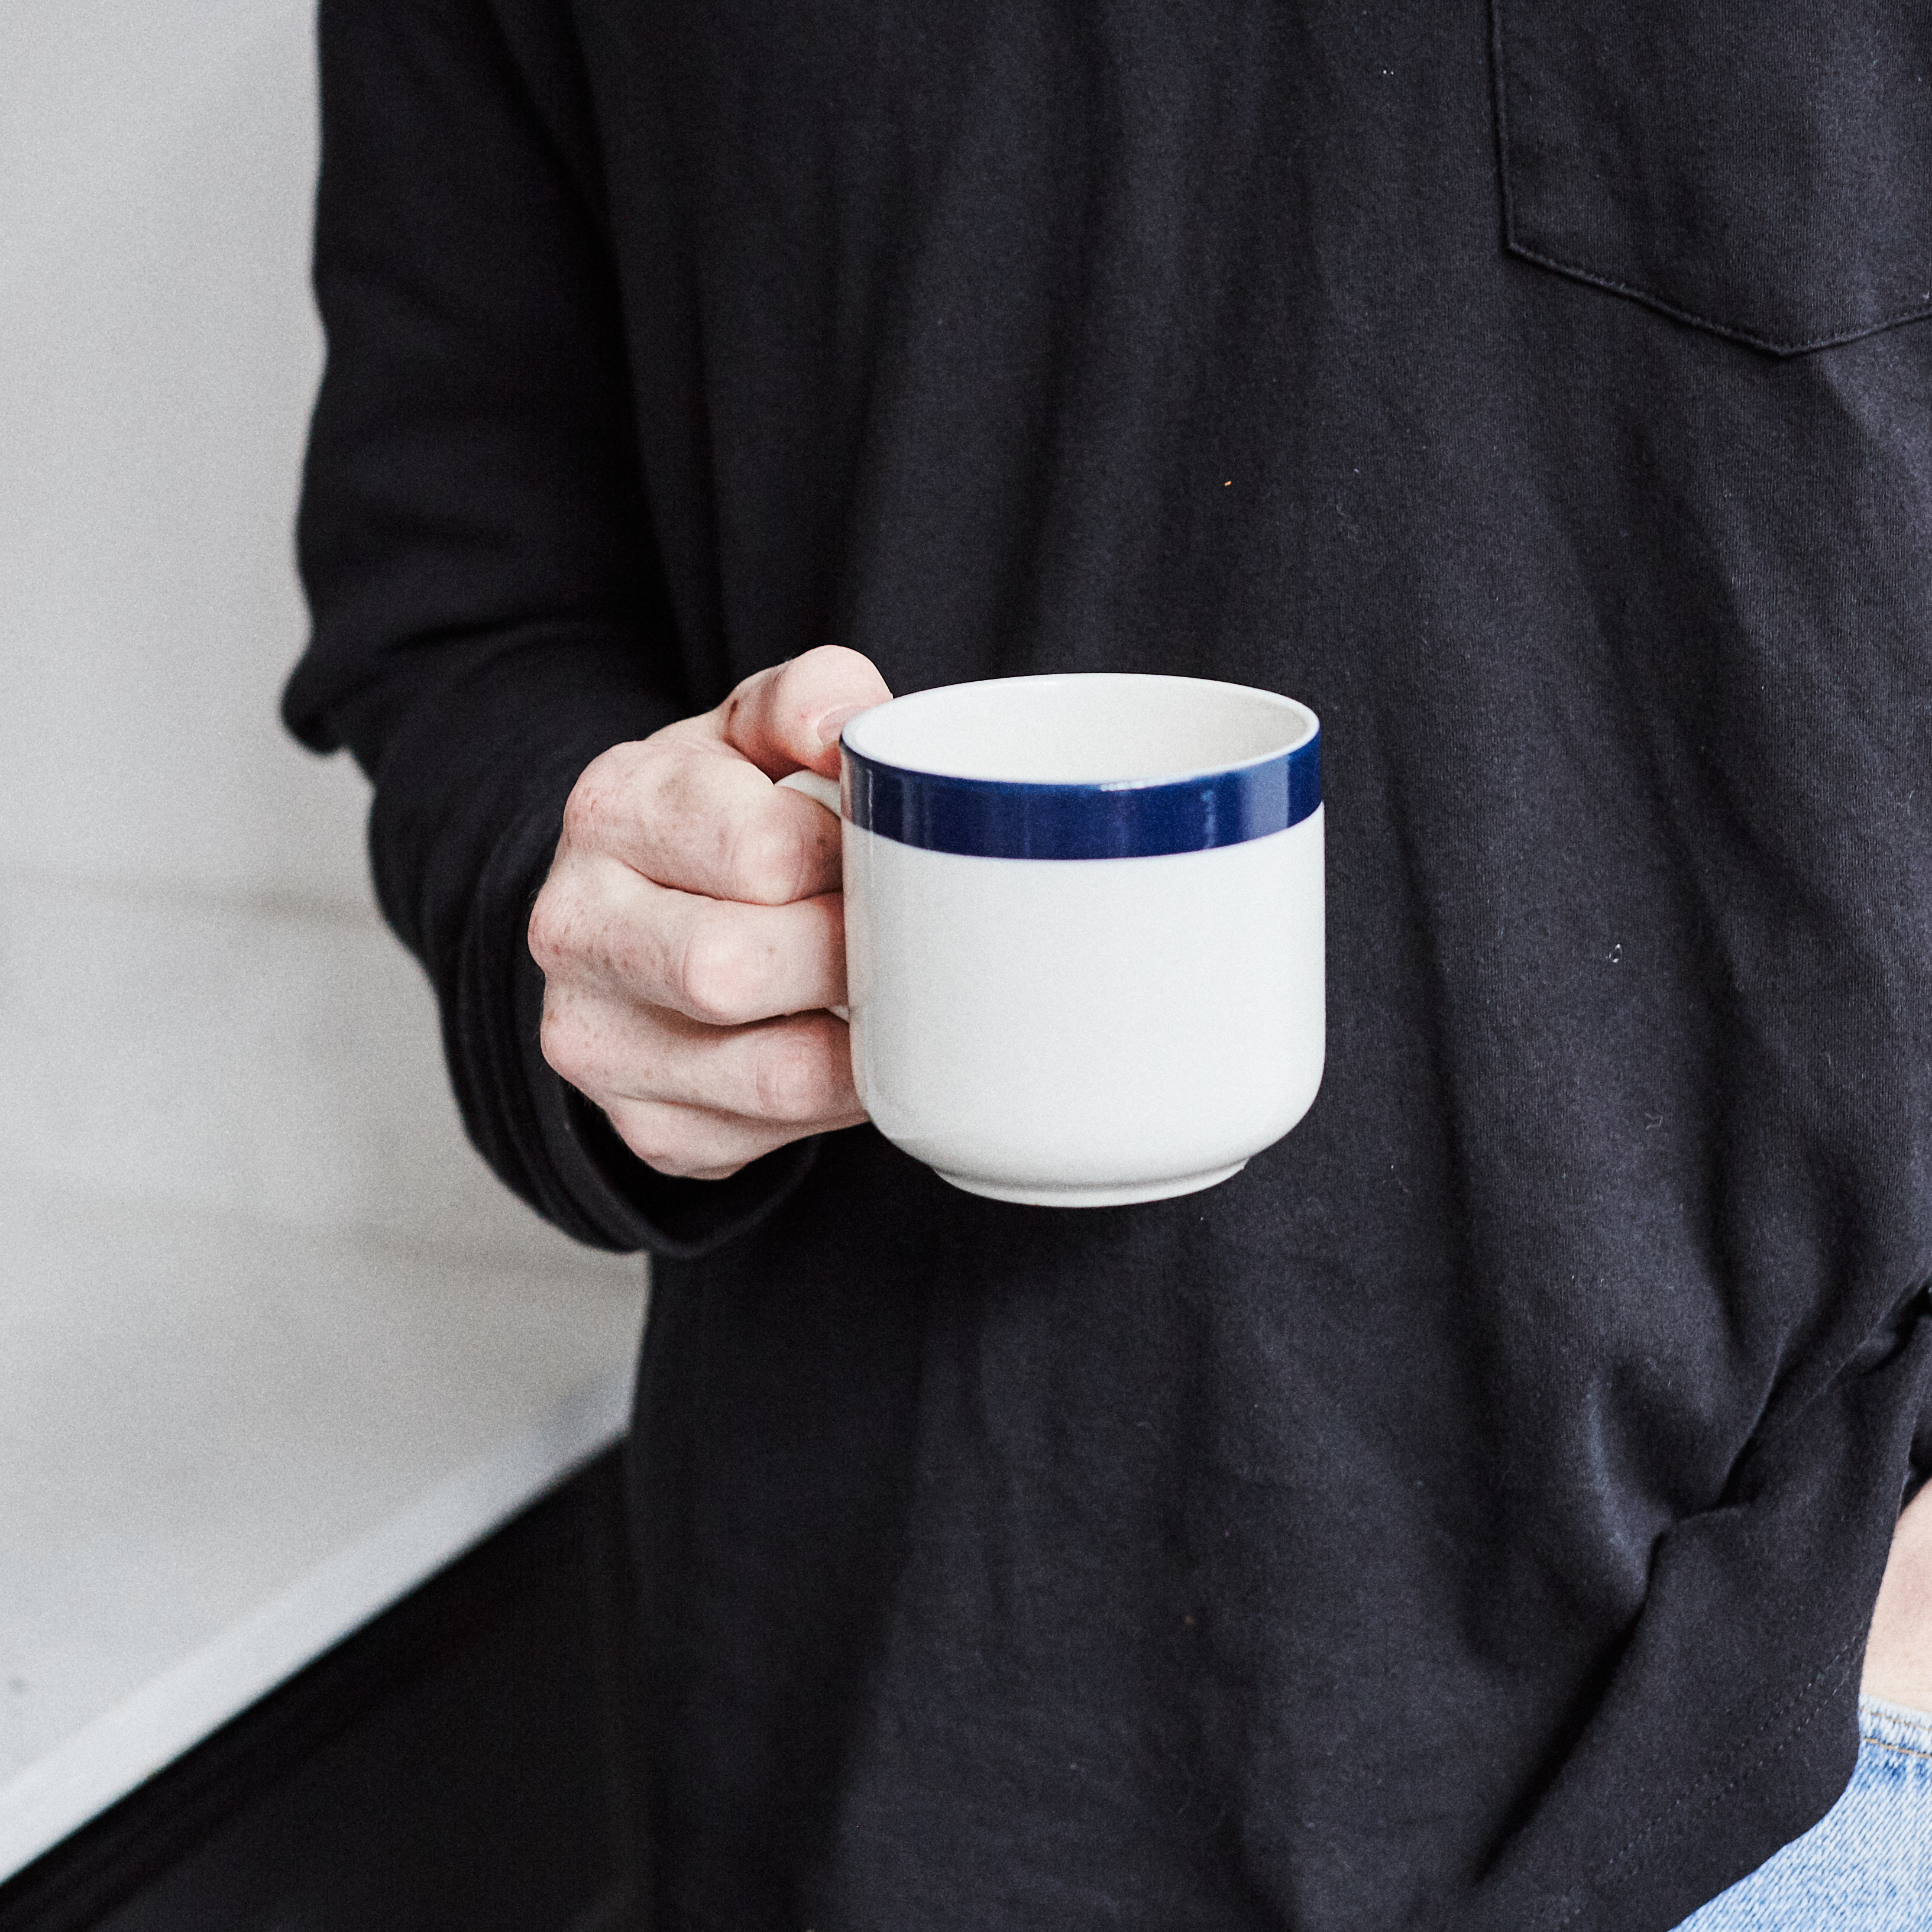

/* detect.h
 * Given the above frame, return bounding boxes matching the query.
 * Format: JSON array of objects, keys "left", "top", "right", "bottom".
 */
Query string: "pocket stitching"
[
  {"left": 1489, "top": 0, "right": 1932, "bottom": 357},
  {"left": 1502, "top": 235, "right": 1932, "bottom": 358}
]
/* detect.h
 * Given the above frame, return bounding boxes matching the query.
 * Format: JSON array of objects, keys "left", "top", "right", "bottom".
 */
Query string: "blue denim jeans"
[{"left": 1671, "top": 1700, "right": 1932, "bottom": 1930}]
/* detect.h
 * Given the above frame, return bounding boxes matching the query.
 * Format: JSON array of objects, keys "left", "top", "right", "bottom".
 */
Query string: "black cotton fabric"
[{"left": 285, "top": 2, "right": 1932, "bottom": 1927}]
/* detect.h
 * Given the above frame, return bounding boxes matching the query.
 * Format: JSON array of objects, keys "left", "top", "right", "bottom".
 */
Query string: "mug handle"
[{"left": 775, "top": 769, "right": 850, "bottom": 1023}]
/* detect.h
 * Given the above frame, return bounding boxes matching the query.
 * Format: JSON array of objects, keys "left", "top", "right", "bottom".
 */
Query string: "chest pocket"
[{"left": 1492, "top": 1, "right": 1932, "bottom": 355}]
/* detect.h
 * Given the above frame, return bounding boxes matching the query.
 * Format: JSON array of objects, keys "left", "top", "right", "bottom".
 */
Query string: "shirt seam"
[
  {"left": 1489, "top": 0, "right": 1932, "bottom": 356},
  {"left": 1499, "top": 240, "right": 1932, "bottom": 358},
  {"left": 1550, "top": 1636, "right": 1859, "bottom": 1930}
]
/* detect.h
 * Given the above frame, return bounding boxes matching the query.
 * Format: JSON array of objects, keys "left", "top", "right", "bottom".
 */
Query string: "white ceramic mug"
[{"left": 779, "top": 672, "right": 1323, "bottom": 1206}]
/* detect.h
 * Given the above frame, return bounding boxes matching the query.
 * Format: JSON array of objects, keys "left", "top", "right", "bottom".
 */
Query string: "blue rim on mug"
[{"left": 840, "top": 687, "right": 1321, "bottom": 862}]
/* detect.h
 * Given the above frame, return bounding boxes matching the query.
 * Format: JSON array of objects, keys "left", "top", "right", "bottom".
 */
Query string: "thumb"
[{"left": 713, "top": 645, "right": 893, "bottom": 779}]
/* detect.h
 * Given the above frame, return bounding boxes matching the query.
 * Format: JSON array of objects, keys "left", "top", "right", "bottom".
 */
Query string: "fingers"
[
  {"left": 531, "top": 863, "right": 846, "bottom": 1024},
  {"left": 529, "top": 646, "right": 891, "bottom": 1182},
  {"left": 540, "top": 998, "right": 866, "bottom": 1182},
  {"left": 711, "top": 645, "right": 893, "bottom": 780},
  {"left": 559, "top": 735, "right": 843, "bottom": 904},
  {"left": 551, "top": 1002, "right": 861, "bottom": 1123},
  {"left": 603, "top": 1090, "right": 868, "bottom": 1182},
  {"left": 554, "top": 648, "right": 888, "bottom": 904}
]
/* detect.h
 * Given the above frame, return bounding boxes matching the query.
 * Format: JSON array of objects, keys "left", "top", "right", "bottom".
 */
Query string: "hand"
[
  {"left": 1862, "top": 1480, "right": 1932, "bottom": 1711},
  {"left": 529, "top": 646, "right": 891, "bottom": 1180}
]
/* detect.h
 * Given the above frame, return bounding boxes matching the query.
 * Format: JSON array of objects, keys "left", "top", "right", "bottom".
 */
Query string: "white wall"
[{"left": 0, "top": 0, "right": 634, "bottom": 1279}]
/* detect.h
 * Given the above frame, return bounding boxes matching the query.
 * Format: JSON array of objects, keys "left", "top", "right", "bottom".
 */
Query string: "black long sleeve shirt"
[{"left": 286, "top": 3, "right": 1932, "bottom": 1927}]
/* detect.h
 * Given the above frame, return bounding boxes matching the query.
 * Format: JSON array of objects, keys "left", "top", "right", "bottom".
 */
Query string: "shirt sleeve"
[{"left": 284, "top": 0, "right": 818, "bottom": 1255}]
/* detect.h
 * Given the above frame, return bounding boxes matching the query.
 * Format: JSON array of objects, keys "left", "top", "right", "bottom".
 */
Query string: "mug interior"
[{"left": 842, "top": 674, "right": 1315, "bottom": 784}]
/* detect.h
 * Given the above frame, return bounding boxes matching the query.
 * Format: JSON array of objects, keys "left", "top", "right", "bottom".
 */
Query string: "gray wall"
[{"left": 0, "top": 0, "right": 631, "bottom": 1279}]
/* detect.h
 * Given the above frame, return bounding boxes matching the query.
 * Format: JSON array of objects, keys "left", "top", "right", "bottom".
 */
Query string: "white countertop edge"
[{"left": 0, "top": 1361, "right": 636, "bottom": 1882}]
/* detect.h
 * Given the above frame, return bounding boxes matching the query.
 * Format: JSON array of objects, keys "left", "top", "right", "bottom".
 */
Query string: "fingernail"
[{"left": 814, "top": 704, "right": 865, "bottom": 749}]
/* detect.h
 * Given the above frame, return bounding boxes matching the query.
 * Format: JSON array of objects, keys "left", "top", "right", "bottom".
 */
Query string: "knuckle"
[
  {"left": 655, "top": 755, "right": 711, "bottom": 830},
  {"left": 561, "top": 742, "right": 655, "bottom": 852},
  {"left": 526, "top": 891, "right": 571, "bottom": 973},
  {"left": 560, "top": 771, "right": 609, "bottom": 849},
  {"left": 678, "top": 921, "right": 762, "bottom": 1022},
  {"left": 624, "top": 1128, "right": 707, "bottom": 1179},
  {"left": 538, "top": 1004, "right": 595, "bottom": 1089},
  {"left": 629, "top": 1141, "right": 687, "bottom": 1176},
  {"left": 726, "top": 817, "right": 809, "bottom": 904},
  {"left": 752, "top": 1033, "right": 824, "bottom": 1121}
]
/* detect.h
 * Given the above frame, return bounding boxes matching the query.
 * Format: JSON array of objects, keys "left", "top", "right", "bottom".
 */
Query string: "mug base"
[{"left": 934, "top": 1161, "right": 1248, "bottom": 1208}]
